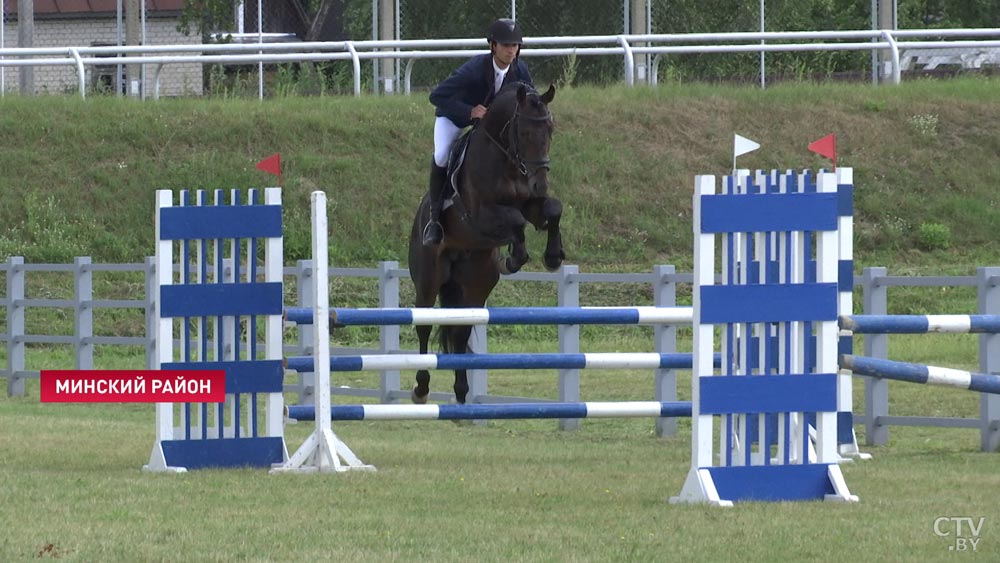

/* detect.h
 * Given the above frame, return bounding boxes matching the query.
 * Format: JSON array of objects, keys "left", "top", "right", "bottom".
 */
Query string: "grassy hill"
[{"left": 1, "top": 78, "right": 999, "bottom": 274}]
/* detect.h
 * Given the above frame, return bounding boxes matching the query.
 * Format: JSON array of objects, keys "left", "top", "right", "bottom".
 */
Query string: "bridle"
[{"left": 482, "top": 98, "right": 552, "bottom": 178}]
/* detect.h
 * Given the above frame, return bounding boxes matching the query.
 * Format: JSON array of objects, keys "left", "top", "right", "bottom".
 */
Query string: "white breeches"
[{"left": 433, "top": 116, "right": 463, "bottom": 168}]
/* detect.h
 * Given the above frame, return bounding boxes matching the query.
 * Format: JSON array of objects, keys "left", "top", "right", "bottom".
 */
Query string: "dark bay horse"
[{"left": 408, "top": 82, "right": 564, "bottom": 405}]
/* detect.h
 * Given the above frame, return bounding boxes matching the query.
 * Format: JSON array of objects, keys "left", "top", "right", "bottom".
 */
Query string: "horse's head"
[{"left": 485, "top": 83, "right": 556, "bottom": 193}]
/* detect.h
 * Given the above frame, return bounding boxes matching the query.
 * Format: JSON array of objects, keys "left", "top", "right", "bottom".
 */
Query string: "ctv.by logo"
[{"left": 934, "top": 517, "right": 985, "bottom": 552}]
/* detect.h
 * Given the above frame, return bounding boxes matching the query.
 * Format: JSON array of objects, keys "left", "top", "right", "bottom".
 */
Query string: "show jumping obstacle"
[
  {"left": 670, "top": 169, "right": 856, "bottom": 505},
  {"left": 146, "top": 188, "right": 287, "bottom": 472},
  {"left": 145, "top": 167, "right": 993, "bottom": 502},
  {"left": 145, "top": 173, "right": 860, "bottom": 500}
]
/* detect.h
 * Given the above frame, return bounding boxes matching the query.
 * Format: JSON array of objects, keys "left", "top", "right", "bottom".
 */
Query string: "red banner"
[
  {"left": 255, "top": 153, "right": 282, "bottom": 177},
  {"left": 808, "top": 134, "right": 837, "bottom": 169},
  {"left": 40, "top": 370, "right": 226, "bottom": 403}
]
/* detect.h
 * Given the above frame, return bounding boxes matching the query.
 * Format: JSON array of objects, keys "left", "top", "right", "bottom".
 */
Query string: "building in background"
[{"left": 2, "top": 0, "right": 201, "bottom": 96}]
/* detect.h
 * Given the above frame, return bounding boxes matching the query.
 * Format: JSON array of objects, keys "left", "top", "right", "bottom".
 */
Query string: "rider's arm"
[{"left": 429, "top": 57, "right": 483, "bottom": 126}]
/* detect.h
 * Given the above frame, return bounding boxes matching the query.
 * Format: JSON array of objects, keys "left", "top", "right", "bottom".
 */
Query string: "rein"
[{"left": 481, "top": 100, "right": 552, "bottom": 178}]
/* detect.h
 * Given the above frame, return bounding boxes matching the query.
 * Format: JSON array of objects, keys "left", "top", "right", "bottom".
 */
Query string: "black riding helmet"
[{"left": 486, "top": 18, "right": 523, "bottom": 45}]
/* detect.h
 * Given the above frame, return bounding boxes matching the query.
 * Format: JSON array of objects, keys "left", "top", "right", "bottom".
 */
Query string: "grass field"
[{"left": 2, "top": 331, "right": 998, "bottom": 562}]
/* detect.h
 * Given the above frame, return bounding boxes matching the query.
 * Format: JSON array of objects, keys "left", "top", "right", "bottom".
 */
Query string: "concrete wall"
[{"left": 2, "top": 18, "right": 203, "bottom": 96}]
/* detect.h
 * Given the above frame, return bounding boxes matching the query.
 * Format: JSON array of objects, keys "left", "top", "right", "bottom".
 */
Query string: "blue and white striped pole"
[
  {"left": 285, "top": 352, "right": 719, "bottom": 373},
  {"left": 285, "top": 306, "right": 694, "bottom": 327},
  {"left": 841, "top": 354, "right": 1000, "bottom": 395},
  {"left": 842, "top": 315, "right": 1000, "bottom": 334},
  {"left": 287, "top": 401, "right": 693, "bottom": 421}
]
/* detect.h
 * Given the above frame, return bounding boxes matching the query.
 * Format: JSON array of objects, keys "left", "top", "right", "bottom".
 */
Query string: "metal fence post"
[
  {"left": 74, "top": 257, "right": 94, "bottom": 370},
  {"left": 144, "top": 257, "right": 156, "bottom": 370},
  {"left": 558, "top": 265, "right": 580, "bottom": 431},
  {"left": 862, "top": 266, "right": 889, "bottom": 446},
  {"left": 977, "top": 267, "right": 1000, "bottom": 451},
  {"left": 6, "top": 257, "right": 25, "bottom": 397},
  {"left": 378, "top": 261, "right": 401, "bottom": 403},
  {"left": 653, "top": 264, "right": 678, "bottom": 437},
  {"left": 468, "top": 324, "right": 488, "bottom": 427}
]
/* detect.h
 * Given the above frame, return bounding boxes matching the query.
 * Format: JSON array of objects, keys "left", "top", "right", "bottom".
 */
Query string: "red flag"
[
  {"left": 808, "top": 134, "right": 837, "bottom": 169},
  {"left": 256, "top": 153, "right": 282, "bottom": 177}
]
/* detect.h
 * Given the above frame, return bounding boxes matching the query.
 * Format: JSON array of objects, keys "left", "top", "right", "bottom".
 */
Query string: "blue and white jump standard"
[
  {"left": 670, "top": 170, "right": 857, "bottom": 505},
  {"left": 145, "top": 188, "right": 288, "bottom": 472}
]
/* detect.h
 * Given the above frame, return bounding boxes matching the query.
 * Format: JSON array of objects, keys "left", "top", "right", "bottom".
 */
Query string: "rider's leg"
[
  {"left": 423, "top": 117, "right": 460, "bottom": 246},
  {"left": 422, "top": 159, "right": 448, "bottom": 246}
]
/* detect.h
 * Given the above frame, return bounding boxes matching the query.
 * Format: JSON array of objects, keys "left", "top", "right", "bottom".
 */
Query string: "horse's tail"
[{"left": 437, "top": 280, "right": 470, "bottom": 354}]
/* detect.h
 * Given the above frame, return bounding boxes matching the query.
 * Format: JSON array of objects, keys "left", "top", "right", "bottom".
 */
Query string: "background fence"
[{"left": 3, "top": 256, "right": 1000, "bottom": 443}]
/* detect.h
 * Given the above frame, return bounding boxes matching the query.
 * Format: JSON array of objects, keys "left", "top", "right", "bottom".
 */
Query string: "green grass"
[{"left": 3, "top": 332, "right": 999, "bottom": 561}]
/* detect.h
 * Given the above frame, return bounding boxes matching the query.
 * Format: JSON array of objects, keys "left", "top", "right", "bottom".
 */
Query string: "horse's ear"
[
  {"left": 540, "top": 84, "right": 556, "bottom": 105},
  {"left": 517, "top": 84, "right": 527, "bottom": 104}
]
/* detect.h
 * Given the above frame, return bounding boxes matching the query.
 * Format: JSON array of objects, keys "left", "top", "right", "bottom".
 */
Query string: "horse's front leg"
[
  {"left": 500, "top": 224, "right": 529, "bottom": 275},
  {"left": 524, "top": 197, "right": 565, "bottom": 271},
  {"left": 482, "top": 204, "right": 530, "bottom": 274}
]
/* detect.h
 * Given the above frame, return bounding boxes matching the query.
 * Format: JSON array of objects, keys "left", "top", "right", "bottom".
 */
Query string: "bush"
[{"left": 917, "top": 222, "right": 951, "bottom": 251}]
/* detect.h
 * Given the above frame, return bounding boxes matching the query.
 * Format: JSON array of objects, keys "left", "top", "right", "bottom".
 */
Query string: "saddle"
[{"left": 442, "top": 129, "right": 474, "bottom": 211}]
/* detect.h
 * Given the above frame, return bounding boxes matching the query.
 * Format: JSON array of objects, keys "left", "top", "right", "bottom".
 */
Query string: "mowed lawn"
[{"left": 2, "top": 332, "right": 999, "bottom": 562}]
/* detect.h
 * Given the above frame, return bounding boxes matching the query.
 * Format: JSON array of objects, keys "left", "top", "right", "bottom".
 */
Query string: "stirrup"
[{"left": 422, "top": 221, "right": 443, "bottom": 246}]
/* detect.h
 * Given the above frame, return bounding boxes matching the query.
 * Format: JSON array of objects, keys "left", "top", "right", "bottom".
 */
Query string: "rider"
[{"left": 421, "top": 18, "right": 534, "bottom": 246}]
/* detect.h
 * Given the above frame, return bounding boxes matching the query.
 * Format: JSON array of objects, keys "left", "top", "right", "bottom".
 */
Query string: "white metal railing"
[{"left": 2, "top": 28, "right": 1000, "bottom": 99}]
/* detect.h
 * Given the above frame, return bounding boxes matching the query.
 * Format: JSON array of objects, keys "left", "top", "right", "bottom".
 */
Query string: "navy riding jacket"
[{"left": 429, "top": 53, "right": 534, "bottom": 129}]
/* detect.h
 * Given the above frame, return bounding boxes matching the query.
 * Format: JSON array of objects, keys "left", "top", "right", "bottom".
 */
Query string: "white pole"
[
  {"left": 1, "top": 0, "right": 5, "bottom": 95},
  {"left": 236, "top": 1, "right": 245, "bottom": 34},
  {"left": 510, "top": 0, "right": 515, "bottom": 19},
  {"left": 140, "top": 0, "right": 146, "bottom": 99},
  {"left": 395, "top": 0, "right": 400, "bottom": 92},
  {"left": 257, "top": 0, "right": 264, "bottom": 100},
  {"left": 759, "top": 0, "right": 765, "bottom": 89},
  {"left": 870, "top": 0, "right": 877, "bottom": 84},
  {"left": 622, "top": 0, "right": 628, "bottom": 35},
  {"left": 371, "top": 0, "right": 377, "bottom": 91},
  {"left": 117, "top": 0, "right": 123, "bottom": 95}
]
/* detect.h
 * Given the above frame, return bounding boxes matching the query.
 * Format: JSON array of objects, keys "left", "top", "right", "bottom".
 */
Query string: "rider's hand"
[{"left": 471, "top": 105, "right": 487, "bottom": 120}]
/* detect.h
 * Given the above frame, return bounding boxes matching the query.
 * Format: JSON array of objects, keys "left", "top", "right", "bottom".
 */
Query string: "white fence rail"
[{"left": 2, "top": 28, "right": 1000, "bottom": 98}]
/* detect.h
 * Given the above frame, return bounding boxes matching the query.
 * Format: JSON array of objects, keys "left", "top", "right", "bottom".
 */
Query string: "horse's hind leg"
[
  {"left": 524, "top": 197, "right": 565, "bottom": 271},
  {"left": 408, "top": 198, "right": 445, "bottom": 404},
  {"left": 445, "top": 325, "right": 472, "bottom": 404},
  {"left": 446, "top": 255, "right": 499, "bottom": 405},
  {"left": 412, "top": 324, "right": 432, "bottom": 404}
]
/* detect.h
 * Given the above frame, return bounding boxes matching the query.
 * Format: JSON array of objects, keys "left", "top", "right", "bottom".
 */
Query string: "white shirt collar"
[{"left": 492, "top": 58, "right": 510, "bottom": 93}]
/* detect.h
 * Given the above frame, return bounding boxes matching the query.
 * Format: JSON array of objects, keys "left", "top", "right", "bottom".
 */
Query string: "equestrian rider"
[{"left": 421, "top": 18, "right": 534, "bottom": 246}]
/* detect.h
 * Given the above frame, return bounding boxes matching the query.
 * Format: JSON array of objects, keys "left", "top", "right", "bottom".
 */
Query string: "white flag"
[{"left": 734, "top": 134, "right": 760, "bottom": 158}]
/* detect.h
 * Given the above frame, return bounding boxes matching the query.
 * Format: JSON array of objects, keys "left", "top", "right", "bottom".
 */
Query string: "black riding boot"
[{"left": 422, "top": 161, "right": 449, "bottom": 246}]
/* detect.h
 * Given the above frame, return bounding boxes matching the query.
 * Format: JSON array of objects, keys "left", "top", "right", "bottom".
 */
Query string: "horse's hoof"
[
  {"left": 544, "top": 252, "right": 565, "bottom": 271},
  {"left": 411, "top": 385, "right": 428, "bottom": 404}
]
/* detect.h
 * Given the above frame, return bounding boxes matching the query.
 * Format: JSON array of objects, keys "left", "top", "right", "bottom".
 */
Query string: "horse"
[{"left": 407, "top": 82, "right": 564, "bottom": 405}]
